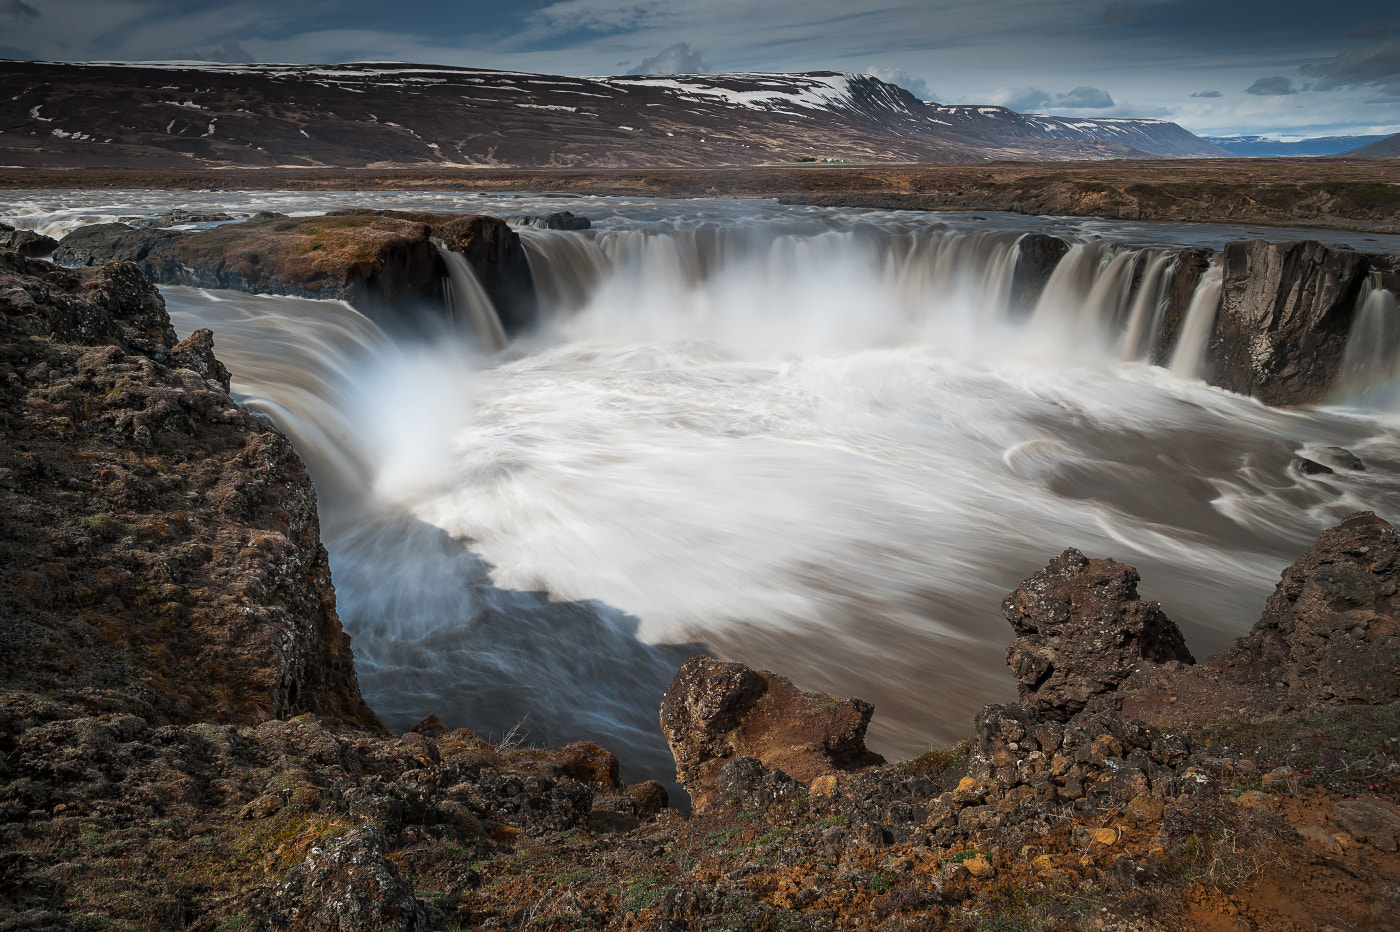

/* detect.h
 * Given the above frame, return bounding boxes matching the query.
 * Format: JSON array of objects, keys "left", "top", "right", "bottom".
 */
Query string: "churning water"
[{"left": 7, "top": 191, "right": 1400, "bottom": 791}]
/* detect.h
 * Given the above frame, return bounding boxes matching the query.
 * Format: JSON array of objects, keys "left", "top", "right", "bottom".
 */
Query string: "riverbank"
[{"left": 3, "top": 158, "right": 1398, "bottom": 233}]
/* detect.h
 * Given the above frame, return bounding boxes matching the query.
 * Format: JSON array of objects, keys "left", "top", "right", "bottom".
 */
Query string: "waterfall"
[
  {"left": 1118, "top": 252, "right": 1175, "bottom": 362},
  {"left": 1336, "top": 273, "right": 1400, "bottom": 405},
  {"left": 519, "top": 230, "right": 612, "bottom": 315},
  {"left": 1169, "top": 260, "right": 1224, "bottom": 380},
  {"left": 435, "top": 241, "right": 508, "bottom": 351}
]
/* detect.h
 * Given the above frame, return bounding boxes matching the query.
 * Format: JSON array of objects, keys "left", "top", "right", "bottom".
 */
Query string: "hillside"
[
  {"left": 1025, "top": 115, "right": 1229, "bottom": 158},
  {"left": 1346, "top": 132, "right": 1400, "bottom": 157},
  {"left": 1206, "top": 134, "right": 1392, "bottom": 157},
  {"left": 1, "top": 60, "right": 1180, "bottom": 169}
]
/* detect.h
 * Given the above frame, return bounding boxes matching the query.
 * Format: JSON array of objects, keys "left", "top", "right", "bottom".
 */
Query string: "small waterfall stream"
[
  {"left": 1170, "top": 260, "right": 1225, "bottom": 380},
  {"left": 436, "top": 241, "right": 508, "bottom": 351}
]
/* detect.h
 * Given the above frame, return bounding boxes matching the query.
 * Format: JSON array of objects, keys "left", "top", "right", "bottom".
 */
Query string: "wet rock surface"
[
  {"left": 1207, "top": 238, "right": 1369, "bottom": 405},
  {"left": 1002, "top": 549, "right": 1195, "bottom": 721},
  {"left": 0, "top": 224, "right": 57, "bottom": 258},
  {"left": 660, "top": 656, "right": 884, "bottom": 811}
]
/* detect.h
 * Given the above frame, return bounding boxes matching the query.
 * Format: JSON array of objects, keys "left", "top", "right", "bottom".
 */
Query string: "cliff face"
[
  {"left": 0, "top": 250, "right": 379, "bottom": 731},
  {"left": 1206, "top": 239, "right": 1370, "bottom": 405},
  {"left": 53, "top": 210, "right": 538, "bottom": 334}
]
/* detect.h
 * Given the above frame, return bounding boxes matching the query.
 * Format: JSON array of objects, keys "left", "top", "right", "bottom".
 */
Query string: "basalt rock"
[
  {"left": 262, "top": 824, "right": 434, "bottom": 932},
  {"left": 1009, "top": 233, "right": 1070, "bottom": 314},
  {"left": 1003, "top": 549, "right": 1195, "bottom": 721},
  {"left": 1206, "top": 239, "right": 1369, "bottom": 405},
  {"left": 0, "top": 223, "right": 58, "bottom": 258},
  {"left": 1230, "top": 511, "right": 1400, "bottom": 705},
  {"left": 659, "top": 655, "right": 884, "bottom": 811},
  {"left": 0, "top": 249, "right": 379, "bottom": 729},
  {"left": 52, "top": 222, "right": 184, "bottom": 268}
]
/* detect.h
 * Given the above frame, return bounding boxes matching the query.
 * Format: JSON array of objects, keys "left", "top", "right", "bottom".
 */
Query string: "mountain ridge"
[{"left": 0, "top": 59, "right": 1220, "bottom": 169}]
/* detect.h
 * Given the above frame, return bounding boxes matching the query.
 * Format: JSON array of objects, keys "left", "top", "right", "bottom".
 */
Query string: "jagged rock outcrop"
[
  {"left": 659, "top": 656, "right": 883, "bottom": 811},
  {"left": 432, "top": 213, "right": 539, "bottom": 333},
  {"left": 0, "top": 223, "right": 58, "bottom": 258},
  {"left": 1206, "top": 239, "right": 1369, "bottom": 405},
  {"left": 1002, "top": 549, "right": 1195, "bottom": 721},
  {"left": 0, "top": 249, "right": 378, "bottom": 729},
  {"left": 1230, "top": 511, "right": 1400, "bottom": 705}
]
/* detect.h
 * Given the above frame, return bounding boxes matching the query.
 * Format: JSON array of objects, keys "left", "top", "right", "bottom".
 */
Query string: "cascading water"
[
  {"left": 15, "top": 190, "right": 1400, "bottom": 795},
  {"left": 436, "top": 241, "right": 508, "bottom": 351},
  {"left": 1337, "top": 273, "right": 1400, "bottom": 408},
  {"left": 1169, "top": 260, "right": 1225, "bottom": 380}
]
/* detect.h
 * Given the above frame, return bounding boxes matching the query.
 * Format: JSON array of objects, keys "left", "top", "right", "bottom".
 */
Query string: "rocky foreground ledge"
[{"left": 2, "top": 249, "right": 1400, "bottom": 931}]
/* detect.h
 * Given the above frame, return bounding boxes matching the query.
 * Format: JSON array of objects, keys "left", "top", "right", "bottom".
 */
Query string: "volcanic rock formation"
[
  {"left": 659, "top": 656, "right": 884, "bottom": 811},
  {"left": 1002, "top": 549, "right": 1195, "bottom": 721}
]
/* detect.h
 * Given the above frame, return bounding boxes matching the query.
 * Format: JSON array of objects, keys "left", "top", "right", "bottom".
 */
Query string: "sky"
[{"left": 2, "top": 0, "right": 1398, "bottom": 138}]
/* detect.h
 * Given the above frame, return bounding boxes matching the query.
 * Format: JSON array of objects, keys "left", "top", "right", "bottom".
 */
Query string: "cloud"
[
  {"left": 987, "top": 84, "right": 1115, "bottom": 111},
  {"left": 1300, "top": 41, "right": 1400, "bottom": 99},
  {"left": 1346, "top": 27, "right": 1389, "bottom": 40},
  {"left": 866, "top": 65, "right": 932, "bottom": 100},
  {"left": 1, "top": 0, "right": 38, "bottom": 28},
  {"left": 628, "top": 41, "right": 708, "bottom": 74},
  {"left": 1056, "top": 85, "right": 1115, "bottom": 108},
  {"left": 1102, "top": 2, "right": 1137, "bottom": 23},
  {"left": 1245, "top": 76, "right": 1298, "bottom": 96},
  {"left": 1191, "top": 89, "right": 1222, "bottom": 98}
]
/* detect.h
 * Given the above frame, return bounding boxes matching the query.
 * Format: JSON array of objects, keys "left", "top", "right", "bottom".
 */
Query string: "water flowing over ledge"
[{"left": 6, "top": 190, "right": 1400, "bottom": 784}]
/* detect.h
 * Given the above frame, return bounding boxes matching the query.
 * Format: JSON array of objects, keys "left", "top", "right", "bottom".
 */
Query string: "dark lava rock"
[
  {"left": 1010, "top": 233, "right": 1070, "bottom": 314},
  {"left": 1297, "top": 457, "right": 1334, "bottom": 476},
  {"left": 262, "top": 824, "right": 433, "bottom": 931},
  {"left": 713, "top": 757, "right": 802, "bottom": 809},
  {"left": 52, "top": 222, "right": 184, "bottom": 267},
  {"left": 0, "top": 223, "right": 58, "bottom": 258},
  {"left": 1319, "top": 446, "right": 1365, "bottom": 471},
  {"left": 544, "top": 211, "right": 591, "bottom": 230},
  {"left": 1003, "top": 549, "right": 1195, "bottom": 721},
  {"left": 1207, "top": 239, "right": 1369, "bottom": 405},
  {"left": 1232, "top": 511, "right": 1400, "bottom": 704},
  {"left": 660, "top": 656, "right": 883, "bottom": 811},
  {"left": 0, "top": 249, "right": 378, "bottom": 729}
]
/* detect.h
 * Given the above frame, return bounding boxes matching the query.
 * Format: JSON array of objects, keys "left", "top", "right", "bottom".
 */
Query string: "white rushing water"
[{"left": 8, "top": 191, "right": 1400, "bottom": 793}]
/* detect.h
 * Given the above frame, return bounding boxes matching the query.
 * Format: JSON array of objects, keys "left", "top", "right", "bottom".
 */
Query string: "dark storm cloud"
[
  {"left": 1, "top": 0, "right": 38, "bottom": 26},
  {"left": 1191, "top": 90, "right": 1223, "bottom": 98},
  {"left": 1245, "top": 76, "right": 1298, "bottom": 96},
  {"left": 1300, "top": 41, "right": 1400, "bottom": 98},
  {"left": 628, "top": 42, "right": 709, "bottom": 74}
]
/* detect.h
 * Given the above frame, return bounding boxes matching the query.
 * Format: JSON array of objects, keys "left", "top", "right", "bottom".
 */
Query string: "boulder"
[
  {"left": 52, "top": 222, "right": 184, "bottom": 267},
  {"left": 1003, "top": 549, "right": 1194, "bottom": 720},
  {"left": 1206, "top": 239, "right": 1369, "bottom": 405},
  {"left": 0, "top": 222, "right": 58, "bottom": 258},
  {"left": 1232, "top": 511, "right": 1400, "bottom": 705},
  {"left": 659, "top": 655, "right": 883, "bottom": 811},
  {"left": 264, "top": 825, "right": 433, "bottom": 931},
  {"left": 127, "top": 208, "right": 234, "bottom": 228}
]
